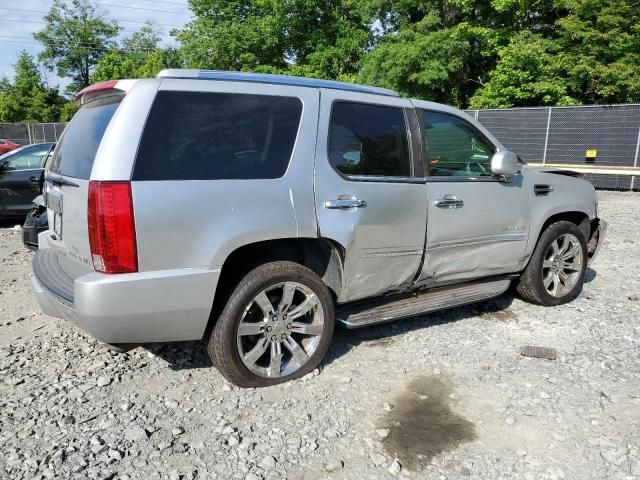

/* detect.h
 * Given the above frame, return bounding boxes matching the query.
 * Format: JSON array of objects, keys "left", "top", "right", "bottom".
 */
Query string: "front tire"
[
  {"left": 209, "top": 261, "right": 335, "bottom": 387},
  {"left": 516, "top": 221, "right": 587, "bottom": 306}
]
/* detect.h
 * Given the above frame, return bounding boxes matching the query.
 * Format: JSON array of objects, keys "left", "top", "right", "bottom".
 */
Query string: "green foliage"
[
  {"left": 1, "top": 0, "right": 636, "bottom": 123},
  {"left": 469, "top": 32, "right": 578, "bottom": 108},
  {"left": 34, "top": 0, "right": 120, "bottom": 94},
  {"left": 359, "top": 15, "right": 470, "bottom": 106},
  {"left": 0, "top": 51, "right": 67, "bottom": 123},
  {"left": 91, "top": 25, "right": 181, "bottom": 82},
  {"left": 175, "top": 0, "right": 372, "bottom": 79},
  {"left": 471, "top": 0, "right": 640, "bottom": 106},
  {"left": 59, "top": 101, "right": 80, "bottom": 122}
]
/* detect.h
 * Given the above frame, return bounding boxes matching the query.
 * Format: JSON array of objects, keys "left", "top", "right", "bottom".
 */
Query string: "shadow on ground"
[
  {"left": 584, "top": 267, "right": 597, "bottom": 283},
  {"left": 148, "top": 293, "right": 517, "bottom": 372},
  {"left": 0, "top": 219, "right": 22, "bottom": 229}
]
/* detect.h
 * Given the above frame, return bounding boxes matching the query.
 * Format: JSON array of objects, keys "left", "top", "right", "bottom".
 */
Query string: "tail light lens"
[{"left": 87, "top": 181, "right": 138, "bottom": 273}]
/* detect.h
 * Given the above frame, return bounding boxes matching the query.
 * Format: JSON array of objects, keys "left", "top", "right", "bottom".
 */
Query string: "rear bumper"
[
  {"left": 31, "top": 248, "right": 220, "bottom": 344},
  {"left": 587, "top": 218, "right": 607, "bottom": 266}
]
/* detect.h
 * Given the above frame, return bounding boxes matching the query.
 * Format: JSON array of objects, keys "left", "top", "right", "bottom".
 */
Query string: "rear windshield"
[
  {"left": 132, "top": 91, "right": 303, "bottom": 181},
  {"left": 49, "top": 95, "right": 121, "bottom": 179}
]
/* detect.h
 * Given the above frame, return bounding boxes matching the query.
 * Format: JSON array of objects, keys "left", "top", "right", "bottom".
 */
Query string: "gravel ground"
[{"left": 1, "top": 191, "right": 639, "bottom": 480}]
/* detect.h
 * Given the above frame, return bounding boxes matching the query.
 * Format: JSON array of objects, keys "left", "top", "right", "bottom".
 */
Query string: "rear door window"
[
  {"left": 132, "top": 91, "right": 303, "bottom": 181},
  {"left": 328, "top": 102, "right": 411, "bottom": 177},
  {"left": 49, "top": 95, "right": 121, "bottom": 179}
]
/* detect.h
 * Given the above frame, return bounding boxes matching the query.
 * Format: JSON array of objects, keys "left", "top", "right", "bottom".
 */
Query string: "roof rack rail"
[{"left": 156, "top": 69, "right": 399, "bottom": 97}]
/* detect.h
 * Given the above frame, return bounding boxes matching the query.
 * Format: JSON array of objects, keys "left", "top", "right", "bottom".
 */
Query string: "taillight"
[{"left": 87, "top": 181, "right": 138, "bottom": 273}]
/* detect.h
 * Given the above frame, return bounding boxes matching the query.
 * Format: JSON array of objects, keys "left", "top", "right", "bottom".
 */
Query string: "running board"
[{"left": 336, "top": 278, "right": 511, "bottom": 329}]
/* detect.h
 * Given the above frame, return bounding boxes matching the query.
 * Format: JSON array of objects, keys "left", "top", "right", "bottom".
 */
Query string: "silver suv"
[{"left": 31, "top": 70, "right": 606, "bottom": 387}]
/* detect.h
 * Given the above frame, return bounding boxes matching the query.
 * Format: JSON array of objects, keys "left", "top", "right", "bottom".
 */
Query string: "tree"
[
  {"left": 0, "top": 51, "right": 64, "bottom": 123},
  {"left": 92, "top": 26, "right": 182, "bottom": 82},
  {"left": 175, "top": 0, "right": 288, "bottom": 72},
  {"left": 469, "top": 33, "right": 577, "bottom": 108},
  {"left": 34, "top": 0, "right": 120, "bottom": 95},
  {"left": 359, "top": 13, "right": 470, "bottom": 106},
  {"left": 557, "top": 0, "right": 640, "bottom": 104},
  {"left": 470, "top": 0, "right": 640, "bottom": 107},
  {"left": 174, "top": 0, "right": 372, "bottom": 80}
]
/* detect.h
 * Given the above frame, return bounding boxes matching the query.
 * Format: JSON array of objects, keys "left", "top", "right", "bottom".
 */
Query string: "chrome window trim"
[
  {"left": 347, "top": 175, "right": 426, "bottom": 184},
  {"left": 3, "top": 167, "right": 44, "bottom": 173},
  {"left": 424, "top": 175, "right": 504, "bottom": 183},
  {"left": 340, "top": 175, "right": 506, "bottom": 184}
]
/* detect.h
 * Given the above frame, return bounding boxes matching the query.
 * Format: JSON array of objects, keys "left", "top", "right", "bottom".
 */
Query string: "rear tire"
[
  {"left": 209, "top": 261, "right": 334, "bottom": 387},
  {"left": 516, "top": 221, "right": 587, "bottom": 306}
]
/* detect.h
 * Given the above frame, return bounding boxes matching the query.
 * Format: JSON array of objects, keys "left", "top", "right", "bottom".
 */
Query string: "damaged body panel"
[
  {"left": 418, "top": 179, "right": 530, "bottom": 285},
  {"left": 313, "top": 88, "right": 427, "bottom": 303}
]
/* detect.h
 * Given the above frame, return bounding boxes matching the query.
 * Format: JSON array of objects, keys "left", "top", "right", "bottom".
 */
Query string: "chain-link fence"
[
  {"left": 465, "top": 104, "right": 640, "bottom": 191},
  {"left": 3, "top": 104, "right": 640, "bottom": 190},
  {"left": 0, "top": 122, "right": 68, "bottom": 145}
]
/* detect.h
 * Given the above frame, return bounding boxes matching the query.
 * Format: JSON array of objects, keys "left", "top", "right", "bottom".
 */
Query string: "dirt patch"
[
  {"left": 380, "top": 375, "right": 476, "bottom": 470},
  {"left": 480, "top": 299, "right": 518, "bottom": 322},
  {"left": 484, "top": 308, "right": 518, "bottom": 322}
]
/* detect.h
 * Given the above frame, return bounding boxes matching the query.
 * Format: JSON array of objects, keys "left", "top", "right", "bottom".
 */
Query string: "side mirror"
[
  {"left": 491, "top": 150, "right": 520, "bottom": 176},
  {"left": 342, "top": 150, "right": 362, "bottom": 166}
]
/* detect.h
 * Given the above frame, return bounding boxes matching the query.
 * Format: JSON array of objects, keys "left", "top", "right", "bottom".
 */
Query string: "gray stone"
[
  {"left": 124, "top": 427, "right": 148, "bottom": 442},
  {"left": 259, "top": 455, "right": 277, "bottom": 470},
  {"left": 96, "top": 376, "right": 112, "bottom": 387},
  {"left": 388, "top": 460, "right": 401, "bottom": 475},
  {"left": 325, "top": 459, "right": 344, "bottom": 472},
  {"left": 107, "top": 449, "right": 122, "bottom": 461},
  {"left": 370, "top": 452, "right": 387, "bottom": 467}
]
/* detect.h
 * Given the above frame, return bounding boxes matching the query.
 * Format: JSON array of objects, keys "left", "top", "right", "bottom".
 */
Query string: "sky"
[{"left": 0, "top": 0, "right": 193, "bottom": 91}]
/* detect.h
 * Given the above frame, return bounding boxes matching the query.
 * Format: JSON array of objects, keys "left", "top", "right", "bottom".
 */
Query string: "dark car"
[{"left": 0, "top": 143, "right": 54, "bottom": 219}]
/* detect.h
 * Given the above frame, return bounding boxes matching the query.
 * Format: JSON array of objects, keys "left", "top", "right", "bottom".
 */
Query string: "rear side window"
[
  {"left": 133, "top": 91, "right": 303, "bottom": 181},
  {"left": 50, "top": 95, "right": 121, "bottom": 179},
  {"left": 328, "top": 102, "right": 410, "bottom": 177}
]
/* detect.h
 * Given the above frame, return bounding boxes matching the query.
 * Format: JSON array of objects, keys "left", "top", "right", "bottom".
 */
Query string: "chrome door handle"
[
  {"left": 434, "top": 195, "right": 464, "bottom": 209},
  {"left": 324, "top": 198, "right": 367, "bottom": 209}
]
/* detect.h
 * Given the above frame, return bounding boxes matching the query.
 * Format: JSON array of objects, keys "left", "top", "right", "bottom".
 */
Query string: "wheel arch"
[
  {"left": 523, "top": 210, "right": 591, "bottom": 269},
  {"left": 204, "top": 237, "right": 344, "bottom": 338}
]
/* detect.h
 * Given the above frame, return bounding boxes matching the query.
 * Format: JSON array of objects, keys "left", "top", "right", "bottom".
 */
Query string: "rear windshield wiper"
[{"left": 46, "top": 174, "right": 79, "bottom": 188}]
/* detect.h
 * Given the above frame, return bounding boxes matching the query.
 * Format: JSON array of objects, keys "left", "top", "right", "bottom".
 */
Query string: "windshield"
[
  {"left": 49, "top": 94, "right": 122, "bottom": 179},
  {"left": 0, "top": 143, "right": 51, "bottom": 162}
]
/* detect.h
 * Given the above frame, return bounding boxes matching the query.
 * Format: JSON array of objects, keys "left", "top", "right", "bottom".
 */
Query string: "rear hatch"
[{"left": 45, "top": 92, "right": 123, "bottom": 279}]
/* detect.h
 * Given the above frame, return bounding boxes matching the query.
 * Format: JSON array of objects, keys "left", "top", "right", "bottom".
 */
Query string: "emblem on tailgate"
[{"left": 66, "top": 246, "right": 91, "bottom": 265}]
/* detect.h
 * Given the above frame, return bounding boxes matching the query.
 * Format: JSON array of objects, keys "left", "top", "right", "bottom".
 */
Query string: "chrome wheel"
[
  {"left": 542, "top": 233, "right": 583, "bottom": 297},
  {"left": 236, "top": 282, "right": 324, "bottom": 378}
]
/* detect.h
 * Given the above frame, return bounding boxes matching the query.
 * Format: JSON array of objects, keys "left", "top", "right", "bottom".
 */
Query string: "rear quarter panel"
[{"left": 129, "top": 80, "right": 320, "bottom": 271}]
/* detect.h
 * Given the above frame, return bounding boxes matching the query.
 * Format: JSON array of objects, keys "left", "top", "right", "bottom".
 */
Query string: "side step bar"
[{"left": 336, "top": 278, "right": 511, "bottom": 329}]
